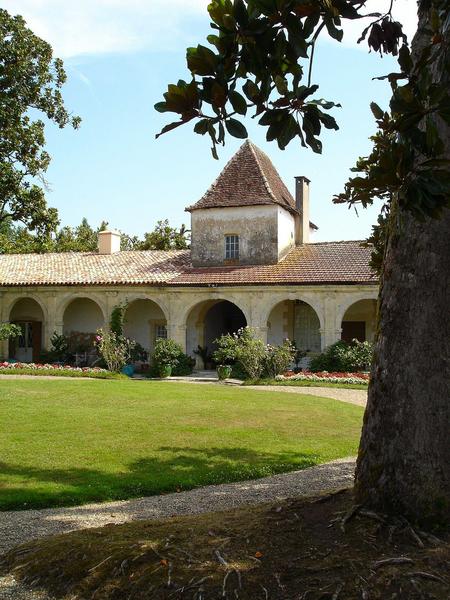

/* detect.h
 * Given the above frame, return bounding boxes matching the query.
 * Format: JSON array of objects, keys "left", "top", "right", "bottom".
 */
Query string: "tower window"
[{"left": 225, "top": 235, "right": 239, "bottom": 260}]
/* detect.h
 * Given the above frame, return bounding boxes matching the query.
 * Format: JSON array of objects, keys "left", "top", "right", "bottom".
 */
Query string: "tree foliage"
[
  {"left": 0, "top": 217, "right": 190, "bottom": 254},
  {"left": 139, "top": 219, "right": 190, "bottom": 250},
  {"left": 155, "top": 1, "right": 449, "bottom": 267},
  {"left": 0, "top": 8, "right": 80, "bottom": 235}
]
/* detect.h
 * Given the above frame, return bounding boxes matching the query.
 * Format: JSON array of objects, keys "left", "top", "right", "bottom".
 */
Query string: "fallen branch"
[
  {"left": 88, "top": 555, "right": 112, "bottom": 573},
  {"left": 373, "top": 557, "right": 414, "bottom": 570},
  {"left": 214, "top": 549, "right": 228, "bottom": 566},
  {"left": 406, "top": 571, "right": 447, "bottom": 585}
]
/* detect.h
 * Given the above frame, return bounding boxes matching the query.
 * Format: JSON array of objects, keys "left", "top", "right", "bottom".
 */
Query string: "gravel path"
[
  {"left": 244, "top": 385, "right": 367, "bottom": 406},
  {"left": 0, "top": 458, "right": 355, "bottom": 599}
]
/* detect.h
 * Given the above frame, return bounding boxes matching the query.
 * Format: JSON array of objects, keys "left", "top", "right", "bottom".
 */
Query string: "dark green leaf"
[{"left": 225, "top": 118, "right": 248, "bottom": 138}]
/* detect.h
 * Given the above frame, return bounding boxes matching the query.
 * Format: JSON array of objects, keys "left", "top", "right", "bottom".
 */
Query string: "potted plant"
[
  {"left": 212, "top": 332, "right": 238, "bottom": 380},
  {"left": 217, "top": 364, "right": 232, "bottom": 380},
  {"left": 152, "top": 338, "right": 183, "bottom": 378}
]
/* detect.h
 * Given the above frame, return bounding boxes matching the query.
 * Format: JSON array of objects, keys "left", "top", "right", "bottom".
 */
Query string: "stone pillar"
[
  {"left": 168, "top": 324, "right": 187, "bottom": 352},
  {"left": 320, "top": 294, "right": 341, "bottom": 350},
  {"left": 105, "top": 291, "right": 120, "bottom": 330},
  {"left": 0, "top": 292, "right": 8, "bottom": 360},
  {"left": 43, "top": 293, "right": 62, "bottom": 349},
  {"left": 252, "top": 325, "right": 268, "bottom": 345}
]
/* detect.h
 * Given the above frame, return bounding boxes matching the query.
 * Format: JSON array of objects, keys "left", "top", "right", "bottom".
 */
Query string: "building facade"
[{"left": 0, "top": 141, "right": 378, "bottom": 365}]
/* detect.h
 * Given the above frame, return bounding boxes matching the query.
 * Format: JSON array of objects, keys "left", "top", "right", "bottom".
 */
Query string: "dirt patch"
[{"left": 1, "top": 489, "right": 448, "bottom": 599}]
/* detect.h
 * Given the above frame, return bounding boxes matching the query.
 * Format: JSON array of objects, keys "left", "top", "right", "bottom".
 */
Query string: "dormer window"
[{"left": 225, "top": 235, "right": 239, "bottom": 260}]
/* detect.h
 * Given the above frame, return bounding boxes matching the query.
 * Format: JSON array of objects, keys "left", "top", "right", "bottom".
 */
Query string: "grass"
[
  {"left": 0, "top": 379, "right": 363, "bottom": 511},
  {"left": 0, "top": 368, "right": 124, "bottom": 379},
  {"left": 244, "top": 378, "right": 368, "bottom": 390}
]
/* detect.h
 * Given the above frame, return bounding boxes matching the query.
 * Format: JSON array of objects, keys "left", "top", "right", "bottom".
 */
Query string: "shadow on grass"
[{"left": 0, "top": 446, "right": 320, "bottom": 511}]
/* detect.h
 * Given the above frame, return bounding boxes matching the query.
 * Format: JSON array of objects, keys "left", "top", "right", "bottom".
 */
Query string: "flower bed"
[
  {"left": 275, "top": 371, "right": 369, "bottom": 385},
  {"left": 0, "top": 362, "right": 124, "bottom": 379}
]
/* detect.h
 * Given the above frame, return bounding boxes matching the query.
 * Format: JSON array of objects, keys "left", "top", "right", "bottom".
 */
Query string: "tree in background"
[
  {"left": 0, "top": 8, "right": 80, "bottom": 236},
  {"left": 155, "top": 0, "right": 449, "bottom": 524},
  {"left": 139, "top": 219, "right": 190, "bottom": 250},
  {"left": 0, "top": 217, "right": 190, "bottom": 253}
]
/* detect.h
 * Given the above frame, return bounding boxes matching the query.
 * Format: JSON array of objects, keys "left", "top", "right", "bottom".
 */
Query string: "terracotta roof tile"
[
  {"left": 0, "top": 241, "right": 377, "bottom": 287},
  {"left": 186, "top": 140, "right": 317, "bottom": 229}
]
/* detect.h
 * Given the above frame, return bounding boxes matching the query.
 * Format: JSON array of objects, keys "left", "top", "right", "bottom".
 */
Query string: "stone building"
[{"left": 0, "top": 140, "right": 378, "bottom": 364}]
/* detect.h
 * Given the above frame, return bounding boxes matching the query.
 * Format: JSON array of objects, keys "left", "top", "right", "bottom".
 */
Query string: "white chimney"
[
  {"left": 98, "top": 230, "right": 121, "bottom": 255},
  {"left": 295, "top": 176, "right": 310, "bottom": 245}
]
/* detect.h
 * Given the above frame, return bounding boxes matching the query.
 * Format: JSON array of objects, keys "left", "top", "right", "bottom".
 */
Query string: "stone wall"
[{"left": 0, "top": 284, "right": 378, "bottom": 362}]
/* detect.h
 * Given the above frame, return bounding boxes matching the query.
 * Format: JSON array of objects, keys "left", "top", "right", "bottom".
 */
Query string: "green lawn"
[{"left": 0, "top": 379, "right": 363, "bottom": 511}]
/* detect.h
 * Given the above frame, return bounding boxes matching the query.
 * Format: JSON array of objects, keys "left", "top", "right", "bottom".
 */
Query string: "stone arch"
[
  {"left": 336, "top": 292, "right": 378, "bottom": 329},
  {"left": 119, "top": 293, "right": 170, "bottom": 323},
  {"left": 340, "top": 298, "right": 378, "bottom": 343},
  {"left": 265, "top": 298, "right": 322, "bottom": 353},
  {"left": 62, "top": 297, "right": 106, "bottom": 354},
  {"left": 8, "top": 297, "right": 46, "bottom": 362},
  {"left": 122, "top": 298, "right": 168, "bottom": 355},
  {"left": 185, "top": 298, "right": 248, "bottom": 366},
  {"left": 57, "top": 293, "right": 108, "bottom": 326}
]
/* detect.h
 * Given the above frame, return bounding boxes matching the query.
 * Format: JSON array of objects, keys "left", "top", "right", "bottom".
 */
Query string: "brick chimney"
[
  {"left": 98, "top": 230, "right": 121, "bottom": 254},
  {"left": 295, "top": 176, "right": 310, "bottom": 245}
]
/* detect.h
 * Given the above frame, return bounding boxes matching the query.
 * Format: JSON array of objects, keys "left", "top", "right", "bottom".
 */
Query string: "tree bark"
[{"left": 354, "top": 3, "right": 450, "bottom": 524}]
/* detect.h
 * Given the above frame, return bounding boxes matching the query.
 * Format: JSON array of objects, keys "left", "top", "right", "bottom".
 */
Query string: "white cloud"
[
  {"left": 2, "top": 0, "right": 210, "bottom": 58},
  {"left": 2, "top": 0, "right": 417, "bottom": 59}
]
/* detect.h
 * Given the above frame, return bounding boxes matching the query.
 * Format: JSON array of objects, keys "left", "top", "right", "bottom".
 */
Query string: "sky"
[{"left": 2, "top": 0, "right": 418, "bottom": 242}]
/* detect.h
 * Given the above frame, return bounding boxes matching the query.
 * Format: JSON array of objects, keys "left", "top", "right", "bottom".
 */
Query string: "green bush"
[
  {"left": 263, "top": 340, "right": 295, "bottom": 378},
  {"left": 151, "top": 338, "right": 194, "bottom": 376},
  {"left": 172, "top": 353, "right": 196, "bottom": 376},
  {"left": 214, "top": 327, "right": 287, "bottom": 380},
  {"left": 40, "top": 332, "right": 70, "bottom": 364},
  {"left": 309, "top": 340, "right": 374, "bottom": 372},
  {"left": 0, "top": 323, "right": 22, "bottom": 341}
]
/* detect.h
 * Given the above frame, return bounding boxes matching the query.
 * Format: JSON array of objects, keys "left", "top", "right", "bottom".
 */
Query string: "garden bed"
[
  {"left": 246, "top": 371, "right": 369, "bottom": 389},
  {"left": 0, "top": 362, "right": 124, "bottom": 379}
]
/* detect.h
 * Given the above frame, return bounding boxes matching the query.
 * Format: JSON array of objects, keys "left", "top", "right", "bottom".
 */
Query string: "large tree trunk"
[{"left": 354, "top": 3, "right": 450, "bottom": 524}]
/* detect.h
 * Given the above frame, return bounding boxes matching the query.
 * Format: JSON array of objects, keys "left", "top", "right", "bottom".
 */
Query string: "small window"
[
  {"left": 155, "top": 324, "right": 167, "bottom": 340},
  {"left": 225, "top": 235, "right": 239, "bottom": 260}
]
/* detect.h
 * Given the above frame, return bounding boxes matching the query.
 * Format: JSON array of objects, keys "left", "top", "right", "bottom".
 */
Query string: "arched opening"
[
  {"left": 63, "top": 298, "right": 104, "bottom": 357},
  {"left": 123, "top": 299, "right": 167, "bottom": 356},
  {"left": 9, "top": 298, "right": 45, "bottom": 362},
  {"left": 186, "top": 300, "right": 247, "bottom": 368},
  {"left": 267, "top": 299, "right": 321, "bottom": 353},
  {"left": 341, "top": 299, "right": 377, "bottom": 343}
]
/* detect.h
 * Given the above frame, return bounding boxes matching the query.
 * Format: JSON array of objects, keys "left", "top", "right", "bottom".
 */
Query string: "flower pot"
[
  {"left": 217, "top": 365, "right": 232, "bottom": 380},
  {"left": 159, "top": 364, "right": 172, "bottom": 378},
  {"left": 121, "top": 364, "right": 135, "bottom": 377}
]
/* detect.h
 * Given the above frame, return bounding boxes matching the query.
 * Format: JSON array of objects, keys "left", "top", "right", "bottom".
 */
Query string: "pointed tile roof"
[{"left": 186, "top": 140, "right": 317, "bottom": 229}]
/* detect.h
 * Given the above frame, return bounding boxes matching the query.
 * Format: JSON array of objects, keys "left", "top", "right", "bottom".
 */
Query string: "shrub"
[
  {"left": 212, "top": 334, "right": 238, "bottom": 366},
  {"left": 151, "top": 338, "right": 194, "bottom": 376},
  {"left": 95, "top": 330, "right": 135, "bottom": 372},
  {"left": 309, "top": 340, "right": 374, "bottom": 372},
  {"left": 214, "top": 328, "right": 294, "bottom": 380},
  {"left": 109, "top": 301, "right": 128, "bottom": 337},
  {"left": 263, "top": 340, "right": 295, "bottom": 378},
  {"left": 40, "top": 332, "right": 70, "bottom": 364},
  {"left": 0, "top": 323, "right": 22, "bottom": 341},
  {"left": 172, "top": 353, "right": 196, "bottom": 376}
]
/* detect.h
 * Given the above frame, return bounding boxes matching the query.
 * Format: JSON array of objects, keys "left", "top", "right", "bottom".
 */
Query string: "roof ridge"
[{"left": 246, "top": 140, "right": 278, "bottom": 205}]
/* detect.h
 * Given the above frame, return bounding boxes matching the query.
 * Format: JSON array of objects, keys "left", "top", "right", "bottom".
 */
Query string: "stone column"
[
  {"left": 168, "top": 324, "right": 187, "bottom": 352},
  {"left": 252, "top": 325, "right": 268, "bottom": 345},
  {"left": 43, "top": 292, "right": 62, "bottom": 349},
  {"left": 0, "top": 292, "right": 8, "bottom": 360},
  {"left": 320, "top": 294, "right": 341, "bottom": 350}
]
